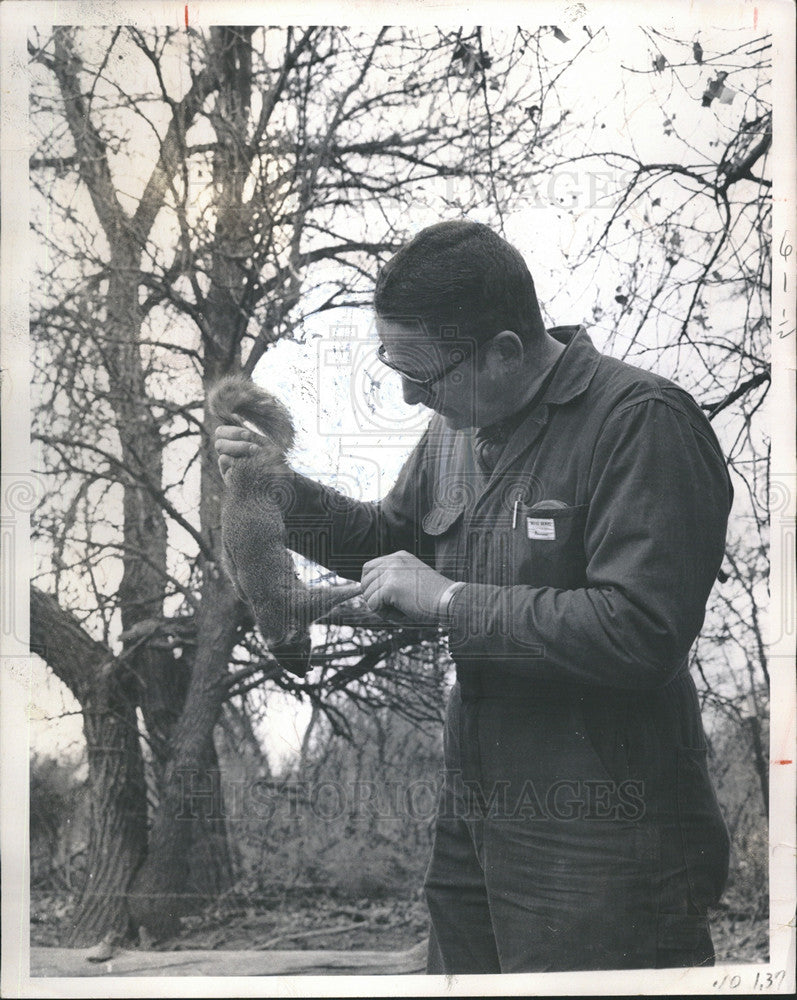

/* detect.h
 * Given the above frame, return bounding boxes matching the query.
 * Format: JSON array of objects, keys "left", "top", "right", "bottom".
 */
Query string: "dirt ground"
[
  {"left": 31, "top": 889, "right": 429, "bottom": 954},
  {"left": 30, "top": 888, "right": 768, "bottom": 964}
]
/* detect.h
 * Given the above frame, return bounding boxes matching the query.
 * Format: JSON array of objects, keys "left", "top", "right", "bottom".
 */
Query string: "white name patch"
[{"left": 527, "top": 517, "right": 556, "bottom": 541}]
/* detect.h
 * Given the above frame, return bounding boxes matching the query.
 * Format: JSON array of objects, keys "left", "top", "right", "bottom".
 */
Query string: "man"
[{"left": 215, "top": 220, "right": 732, "bottom": 973}]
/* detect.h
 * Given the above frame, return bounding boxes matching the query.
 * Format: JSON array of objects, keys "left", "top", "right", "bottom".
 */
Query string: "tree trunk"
[
  {"left": 123, "top": 26, "right": 262, "bottom": 932},
  {"left": 136, "top": 645, "right": 234, "bottom": 907},
  {"left": 127, "top": 572, "right": 240, "bottom": 938},
  {"left": 184, "top": 737, "right": 235, "bottom": 904},
  {"left": 124, "top": 28, "right": 262, "bottom": 935},
  {"left": 29, "top": 586, "right": 148, "bottom": 945},
  {"left": 67, "top": 667, "right": 148, "bottom": 945}
]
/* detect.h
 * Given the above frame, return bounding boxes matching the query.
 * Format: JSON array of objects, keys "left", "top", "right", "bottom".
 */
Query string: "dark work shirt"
[{"left": 282, "top": 325, "right": 733, "bottom": 692}]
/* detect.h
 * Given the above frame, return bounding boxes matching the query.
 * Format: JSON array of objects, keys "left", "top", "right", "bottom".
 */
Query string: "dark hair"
[{"left": 374, "top": 220, "right": 545, "bottom": 345}]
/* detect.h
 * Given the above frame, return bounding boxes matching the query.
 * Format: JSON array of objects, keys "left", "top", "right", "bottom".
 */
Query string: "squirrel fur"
[{"left": 209, "top": 374, "right": 361, "bottom": 674}]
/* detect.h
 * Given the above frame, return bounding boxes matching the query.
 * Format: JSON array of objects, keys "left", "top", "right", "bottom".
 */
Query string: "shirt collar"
[
  {"left": 476, "top": 324, "right": 601, "bottom": 438},
  {"left": 543, "top": 325, "right": 602, "bottom": 406},
  {"left": 473, "top": 326, "right": 599, "bottom": 486}
]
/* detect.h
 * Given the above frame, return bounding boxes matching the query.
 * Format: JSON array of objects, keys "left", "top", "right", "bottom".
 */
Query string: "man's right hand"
[{"left": 214, "top": 424, "right": 268, "bottom": 481}]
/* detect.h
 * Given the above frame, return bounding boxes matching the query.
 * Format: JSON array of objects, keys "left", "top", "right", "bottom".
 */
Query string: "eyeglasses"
[{"left": 376, "top": 339, "right": 482, "bottom": 390}]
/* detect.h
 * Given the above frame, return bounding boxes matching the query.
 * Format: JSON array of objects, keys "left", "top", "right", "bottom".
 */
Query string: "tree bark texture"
[
  {"left": 127, "top": 572, "right": 240, "bottom": 938},
  {"left": 30, "top": 586, "right": 148, "bottom": 945}
]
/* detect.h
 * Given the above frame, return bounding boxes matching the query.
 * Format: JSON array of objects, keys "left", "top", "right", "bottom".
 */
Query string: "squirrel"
[{"left": 208, "top": 374, "right": 362, "bottom": 675}]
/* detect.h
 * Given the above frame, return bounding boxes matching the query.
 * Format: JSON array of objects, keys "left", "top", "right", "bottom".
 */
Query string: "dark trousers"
[{"left": 424, "top": 679, "right": 724, "bottom": 974}]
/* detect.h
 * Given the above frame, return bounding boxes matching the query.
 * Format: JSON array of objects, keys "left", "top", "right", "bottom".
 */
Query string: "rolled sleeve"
[{"left": 448, "top": 394, "right": 733, "bottom": 689}]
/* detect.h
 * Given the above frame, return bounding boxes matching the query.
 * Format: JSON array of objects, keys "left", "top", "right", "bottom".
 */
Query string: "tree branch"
[
  {"left": 130, "top": 62, "right": 217, "bottom": 244},
  {"left": 30, "top": 585, "right": 110, "bottom": 703},
  {"left": 703, "top": 369, "right": 771, "bottom": 419}
]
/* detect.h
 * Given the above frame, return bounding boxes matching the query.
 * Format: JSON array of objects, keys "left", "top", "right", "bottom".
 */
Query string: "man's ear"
[{"left": 487, "top": 330, "right": 525, "bottom": 369}]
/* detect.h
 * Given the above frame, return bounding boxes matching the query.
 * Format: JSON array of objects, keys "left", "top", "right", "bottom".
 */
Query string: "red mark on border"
[
  {"left": 184, "top": 4, "right": 189, "bottom": 27},
  {"left": 753, "top": 7, "right": 758, "bottom": 29},
  {"left": 773, "top": 760, "right": 793, "bottom": 765}
]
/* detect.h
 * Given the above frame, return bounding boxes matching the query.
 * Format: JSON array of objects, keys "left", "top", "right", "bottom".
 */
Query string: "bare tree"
[{"left": 28, "top": 24, "right": 586, "bottom": 941}]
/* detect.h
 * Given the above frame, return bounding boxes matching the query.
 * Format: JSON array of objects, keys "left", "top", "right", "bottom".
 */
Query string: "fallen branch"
[{"left": 261, "top": 920, "right": 372, "bottom": 949}]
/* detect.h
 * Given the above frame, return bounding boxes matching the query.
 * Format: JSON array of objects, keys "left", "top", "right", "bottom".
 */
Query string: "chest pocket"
[
  {"left": 509, "top": 502, "right": 589, "bottom": 589},
  {"left": 422, "top": 501, "right": 466, "bottom": 580}
]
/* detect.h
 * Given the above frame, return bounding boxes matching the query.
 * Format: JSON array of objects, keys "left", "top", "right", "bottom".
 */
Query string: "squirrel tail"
[{"left": 208, "top": 374, "right": 295, "bottom": 453}]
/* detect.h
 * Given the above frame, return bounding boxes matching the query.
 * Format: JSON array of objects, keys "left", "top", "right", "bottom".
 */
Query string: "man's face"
[{"left": 375, "top": 318, "right": 484, "bottom": 430}]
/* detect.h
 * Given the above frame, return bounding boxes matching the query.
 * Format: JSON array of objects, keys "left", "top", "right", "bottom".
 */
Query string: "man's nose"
[{"left": 402, "top": 377, "right": 431, "bottom": 407}]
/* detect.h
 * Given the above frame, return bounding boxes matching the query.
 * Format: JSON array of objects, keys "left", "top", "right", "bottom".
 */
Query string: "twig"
[
  {"left": 261, "top": 920, "right": 371, "bottom": 949},
  {"left": 702, "top": 369, "right": 770, "bottom": 419}
]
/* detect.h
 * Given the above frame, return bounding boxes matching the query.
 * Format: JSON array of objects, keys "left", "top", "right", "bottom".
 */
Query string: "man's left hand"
[{"left": 360, "top": 551, "right": 453, "bottom": 625}]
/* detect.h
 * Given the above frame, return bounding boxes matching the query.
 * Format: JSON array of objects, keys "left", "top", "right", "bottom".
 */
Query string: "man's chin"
[{"left": 441, "top": 413, "right": 474, "bottom": 431}]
